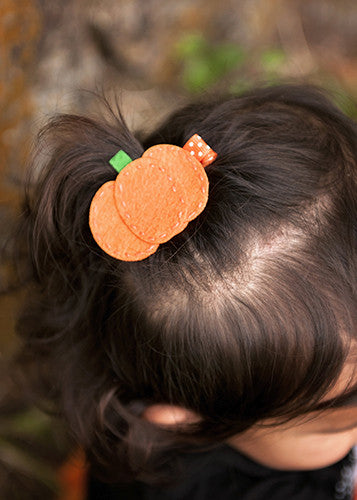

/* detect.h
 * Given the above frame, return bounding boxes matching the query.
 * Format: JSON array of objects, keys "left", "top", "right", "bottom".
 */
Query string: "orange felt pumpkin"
[
  {"left": 89, "top": 134, "right": 217, "bottom": 261},
  {"left": 114, "top": 156, "right": 189, "bottom": 244},
  {"left": 89, "top": 181, "right": 159, "bottom": 261},
  {"left": 143, "top": 144, "right": 209, "bottom": 222}
]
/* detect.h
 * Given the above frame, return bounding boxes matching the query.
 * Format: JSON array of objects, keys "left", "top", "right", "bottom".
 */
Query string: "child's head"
[{"left": 16, "top": 84, "right": 357, "bottom": 483}]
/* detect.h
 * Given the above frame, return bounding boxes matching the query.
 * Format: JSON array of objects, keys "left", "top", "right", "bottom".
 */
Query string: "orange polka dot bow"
[{"left": 89, "top": 134, "right": 217, "bottom": 261}]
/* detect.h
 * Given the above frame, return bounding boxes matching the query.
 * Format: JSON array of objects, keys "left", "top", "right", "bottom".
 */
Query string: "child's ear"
[{"left": 142, "top": 404, "right": 201, "bottom": 427}]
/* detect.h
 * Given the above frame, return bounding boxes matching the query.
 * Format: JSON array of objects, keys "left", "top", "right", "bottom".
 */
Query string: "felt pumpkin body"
[{"left": 89, "top": 135, "right": 216, "bottom": 261}]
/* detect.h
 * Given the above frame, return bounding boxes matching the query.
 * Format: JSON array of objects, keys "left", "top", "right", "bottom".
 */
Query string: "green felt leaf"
[{"left": 109, "top": 150, "right": 132, "bottom": 174}]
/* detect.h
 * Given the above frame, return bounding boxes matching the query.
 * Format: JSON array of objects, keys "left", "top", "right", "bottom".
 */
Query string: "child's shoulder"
[{"left": 87, "top": 444, "right": 354, "bottom": 500}]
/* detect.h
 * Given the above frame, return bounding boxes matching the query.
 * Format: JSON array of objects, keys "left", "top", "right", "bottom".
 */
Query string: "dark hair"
[{"left": 15, "top": 85, "right": 357, "bottom": 484}]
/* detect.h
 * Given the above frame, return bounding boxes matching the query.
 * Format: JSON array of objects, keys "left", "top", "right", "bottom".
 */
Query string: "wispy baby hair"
[{"left": 15, "top": 85, "right": 357, "bottom": 484}]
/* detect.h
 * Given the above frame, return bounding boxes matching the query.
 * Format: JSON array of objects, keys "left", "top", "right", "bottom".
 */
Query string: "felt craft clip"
[{"left": 89, "top": 134, "right": 217, "bottom": 261}]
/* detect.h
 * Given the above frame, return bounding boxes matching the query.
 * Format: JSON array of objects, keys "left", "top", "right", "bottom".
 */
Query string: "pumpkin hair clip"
[{"left": 89, "top": 134, "right": 217, "bottom": 261}]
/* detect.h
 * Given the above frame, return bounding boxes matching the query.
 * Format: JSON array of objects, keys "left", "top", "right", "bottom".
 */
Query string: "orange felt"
[
  {"left": 143, "top": 144, "right": 209, "bottom": 221},
  {"left": 183, "top": 134, "right": 217, "bottom": 168},
  {"left": 114, "top": 157, "right": 190, "bottom": 244},
  {"left": 89, "top": 181, "right": 158, "bottom": 261}
]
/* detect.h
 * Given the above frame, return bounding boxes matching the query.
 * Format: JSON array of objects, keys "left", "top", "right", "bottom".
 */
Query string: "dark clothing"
[{"left": 88, "top": 444, "right": 356, "bottom": 500}]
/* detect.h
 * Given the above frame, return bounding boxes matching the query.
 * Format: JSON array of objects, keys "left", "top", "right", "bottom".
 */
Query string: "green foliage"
[
  {"left": 0, "top": 437, "right": 58, "bottom": 493},
  {"left": 259, "top": 48, "right": 286, "bottom": 74},
  {"left": 175, "top": 34, "right": 290, "bottom": 95},
  {"left": 175, "top": 33, "right": 357, "bottom": 119},
  {"left": 229, "top": 78, "right": 254, "bottom": 96},
  {"left": 328, "top": 81, "right": 357, "bottom": 119},
  {"left": 176, "top": 33, "right": 246, "bottom": 93},
  {"left": 0, "top": 405, "right": 70, "bottom": 499}
]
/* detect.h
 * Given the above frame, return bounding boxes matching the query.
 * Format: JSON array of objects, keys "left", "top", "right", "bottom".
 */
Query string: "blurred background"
[{"left": 0, "top": 0, "right": 356, "bottom": 498}]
